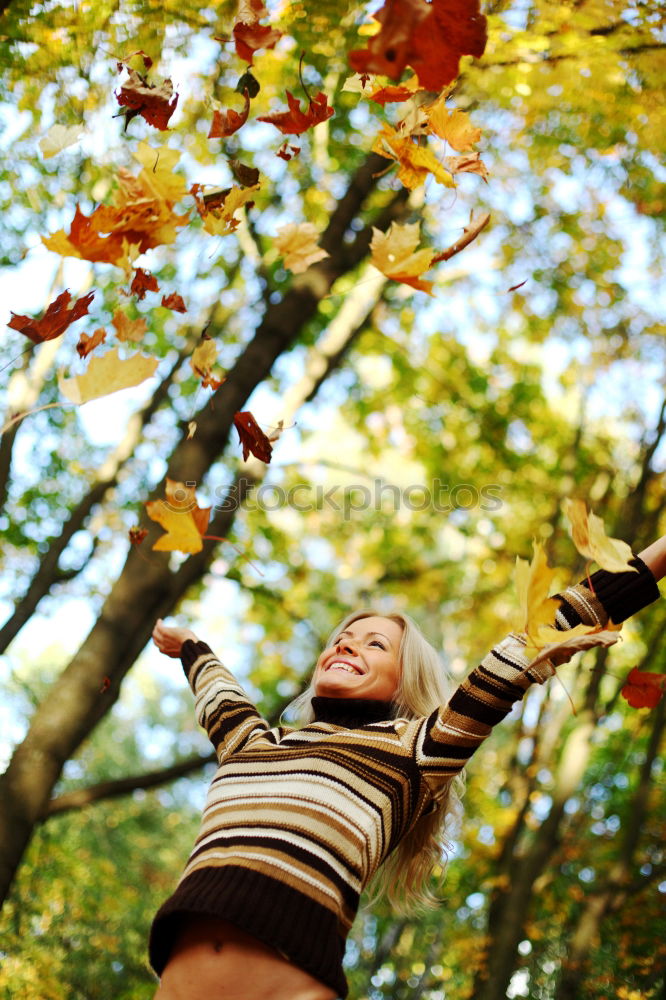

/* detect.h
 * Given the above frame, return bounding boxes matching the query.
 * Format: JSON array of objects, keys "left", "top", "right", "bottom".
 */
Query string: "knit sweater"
[{"left": 149, "top": 559, "right": 659, "bottom": 997}]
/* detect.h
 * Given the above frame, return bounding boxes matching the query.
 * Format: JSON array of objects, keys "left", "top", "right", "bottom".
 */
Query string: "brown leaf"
[
  {"left": 112, "top": 310, "right": 148, "bottom": 342},
  {"left": 208, "top": 89, "right": 251, "bottom": 139},
  {"left": 76, "top": 328, "right": 106, "bottom": 358},
  {"left": 233, "top": 411, "right": 273, "bottom": 463},
  {"left": 161, "top": 292, "right": 187, "bottom": 313},
  {"left": 8, "top": 290, "right": 95, "bottom": 344},
  {"left": 130, "top": 268, "right": 160, "bottom": 300},
  {"left": 115, "top": 68, "right": 179, "bottom": 131}
]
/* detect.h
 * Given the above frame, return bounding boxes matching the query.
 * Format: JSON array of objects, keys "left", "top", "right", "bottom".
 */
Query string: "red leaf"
[
  {"left": 161, "top": 292, "right": 187, "bottom": 313},
  {"left": 233, "top": 411, "right": 273, "bottom": 463},
  {"left": 369, "top": 84, "right": 419, "bottom": 105},
  {"left": 621, "top": 668, "right": 666, "bottom": 709},
  {"left": 116, "top": 68, "right": 179, "bottom": 131},
  {"left": 76, "top": 327, "right": 107, "bottom": 358},
  {"left": 8, "top": 290, "right": 95, "bottom": 344},
  {"left": 257, "top": 91, "right": 334, "bottom": 136},
  {"left": 129, "top": 526, "right": 148, "bottom": 546},
  {"left": 234, "top": 21, "right": 282, "bottom": 64},
  {"left": 130, "top": 268, "right": 160, "bottom": 300},
  {"left": 276, "top": 142, "right": 301, "bottom": 161},
  {"left": 208, "top": 89, "right": 251, "bottom": 139},
  {"left": 349, "top": 0, "right": 487, "bottom": 91}
]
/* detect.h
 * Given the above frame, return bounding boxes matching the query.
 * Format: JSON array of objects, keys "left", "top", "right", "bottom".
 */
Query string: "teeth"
[{"left": 328, "top": 661, "right": 360, "bottom": 674}]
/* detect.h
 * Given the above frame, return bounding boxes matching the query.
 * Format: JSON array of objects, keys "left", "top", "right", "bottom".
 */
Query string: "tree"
[{"left": 1, "top": 0, "right": 665, "bottom": 997}]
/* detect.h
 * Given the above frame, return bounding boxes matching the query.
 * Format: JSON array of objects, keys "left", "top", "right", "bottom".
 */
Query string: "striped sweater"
[{"left": 149, "top": 559, "right": 659, "bottom": 997}]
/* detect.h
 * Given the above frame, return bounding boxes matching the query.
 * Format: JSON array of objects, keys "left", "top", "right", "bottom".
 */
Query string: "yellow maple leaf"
[
  {"left": 562, "top": 499, "right": 637, "bottom": 573},
  {"left": 111, "top": 309, "right": 147, "bottom": 342},
  {"left": 370, "top": 221, "right": 435, "bottom": 294},
  {"left": 133, "top": 141, "right": 188, "bottom": 205},
  {"left": 514, "top": 541, "right": 563, "bottom": 651},
  {"left": 274, "top": 222, "right": 329, "bottom": 273},
  {"left": 58, "top": 347, "right": 158, "bottom": 403},
  {"left": 199, "top": 184, "right": 260, "bottom": 236},
  {"left": 145, "top": 479, "right": 211, "bottom": 554},
  {"left": 190, "top": 334, "right": 225, "bottom": 388},
  {"left": 39, "top": 123, "right": 85, "bottom": 159},
  {"left": 372, "top": 124, "right": 453, "bottom": 190},
  {"left": 426, "top": 99, "right": 482, "bottom": 152}
]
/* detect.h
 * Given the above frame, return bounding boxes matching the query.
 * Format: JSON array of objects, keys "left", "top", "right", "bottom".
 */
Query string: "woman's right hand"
[{"left": 152, "top": 618, "right": 200, "bottom": 658}]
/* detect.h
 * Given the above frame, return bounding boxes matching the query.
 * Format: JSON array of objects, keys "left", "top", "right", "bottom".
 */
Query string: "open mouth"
[{"left": 326, "top": 660, "right": 363, "bottom": 675}]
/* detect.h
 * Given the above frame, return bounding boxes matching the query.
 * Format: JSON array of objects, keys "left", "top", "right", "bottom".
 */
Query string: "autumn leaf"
[
  {"left": 621, "top": 668, "right": 666, "bottom": 709},
  {"left": 233, "top": 411, "right": 273, "bottom": 463},
  {"left": 257, "top": 91, "right": 334, "bottom": 136},
  {"left": 370, "top": 221, "right": 435, "bottom": 294},
  {"left": 349, "top": 0, "right": 487, "bottom": 91},
  {"left": 8, "top": 290, "right": 95, "bottom": 344},
  {"left": 192, "top": 183, "right": 260, "bottom": 236},
  {"left": 274, "top": 222, "right": 329, "bottom": 273},
  {"left": 130, "top": 268, "right": 160, "bottom": 300},
  {"left": 161, "top": 292, "right": 187, "bottom": 313},
  {"left": 528, "top": 629, "right": 620, "bottom": 669},
  {"left": 372, "top": 124, "right": 453, "bottom": 189},
  {"left": 514, "top": 541, "right": 562, "bottom": 643},
  {"left": 276, "top": 143, "right": 301, "bottom": 161},
  {"left": 129, "top": 525, "right": 148, "bottom": 546},
  {"left": 58, "top": 347, "right": 159, "bottom": 404},
  {"left": 562, "top": 499, "right": 637, "bottom": 573},
  {"left": 39, "top": 123, "right": 85, "bottom": 158},
  {"left": 426, "top": 101, "right": 482, "bottom": 152},
  {"left": 442, "top": 153, "right": 489, "bottom": 182},
  {"left": 208, "top": 89, "right": 250, "bottom": 139},
  {"left": 112, "top": 310, "right": 148, "bottom": 342},
  {"left": 115, "top": 67, "right": 179, "bottom": 131},
  {"left": 145, "top": 479, "right": 211, "bottom": 554},
  {"left": 368, "top": 75, "right": 420, "bottom": 105},
  {"left": 233, "top": 0, "right": 282, "bottom": 65},
  {"left": 228, "top": 158, "right": 260, "bottom": 187},
  {"left": 190, "top": 333, "right": 225, "bottom": 389},
  {"left": 76, "top": 328, "right": 106, "bottom": 358}
]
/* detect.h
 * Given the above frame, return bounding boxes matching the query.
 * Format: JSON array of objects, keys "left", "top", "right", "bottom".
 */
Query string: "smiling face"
[{"left": 313, "top": 615, "right": 403, "bottom": 702}]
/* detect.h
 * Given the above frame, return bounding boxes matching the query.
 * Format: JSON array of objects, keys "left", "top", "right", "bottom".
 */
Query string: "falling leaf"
[
  {"left": 39, "top": 123, "right": 85, "bottom": 158},
  {"left": 276, "top": 143, "right": 301, "bottom": 161},
  {"left": 76, "top": 328, "right": 106, "bottom": 358},
  {"left": 257, "top": 91, "right": 334, "bottom": 135},
  {"left": 341, "top": 73, "right": 376, "bottom": 94},
  {"left": 369, "top": 75, "right": 420, "bottom": 105},
  {"left": 190, "top": 333, "right": 225, "bottom": 389},
  {"left": 129, "top": 526, "right": 148, "bottom": 546},
  {"left": 562, "top": 499, "right": 637, "bottom": 574},
  {"left": 228, "top": 158, "right": 260, "bottom": 187},
  {"left": 8, "top": 290, "right": 95, "bottom": 344},
  {"left": 115, "top": 67, "right": 179, "bottom": 131},
  {"left": 187, "top": 421, "right": 197, "bottom": 439},
  {"left": 370, "top": 221, "right": 435, "bottom": 294},
  {"left": 349, "top": 0, "right": 487, "bottom": 91},
  {"left": 234, "top": 411, "right": 273, "bottom": 463},
  {"left": 507, "top": 279, "right": 528, "bottom": 293},
  {"left": 372, "top": 124, "right": 453, "bottom": 189},
  {"left": 161, "top": 292, "right": 187, "bottom": 313},
  {"left": 621, "top": 668, "right": 666, "bottom": 709},
  {"left": 192, "top": 183, "right": 260, "bottom": 236},
  {"left": 426, "top": 101, "right": 481, "bottom": 151},
  {"left": 274, "top": 222, "right": 329, "bottom": 273},
  {"left": 58, "top": 346, "right": 159, "bottom": 404},
  {"left": 112, "top": 310, "right": 148, "bottom": 342},
  {"left": 130, "top": 268, "right": 160, "bottom": 300},
  {"left": 442, "top": 153, "right": 489, "bottom": 182},
  {"left": 233, "top": 0, "right": 283, "bottom": 64},
  {"left": 209, "top": 89, "right": 251, "bottom": 139},
  {"left": 145, "top": 479, "right": 211, "bottom": 554}
]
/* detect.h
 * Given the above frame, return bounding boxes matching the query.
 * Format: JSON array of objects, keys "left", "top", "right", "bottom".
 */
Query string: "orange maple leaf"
[
  {"left": 257, "top": 91, "right": 334, "bottom": 135},
  {"left": 112, "top": 309, "right": 147, "bottom": 342},
  {"left": 372, "top": 123, "right": 453, "bottom": 189},
  {"left": 130, "top": 268, "right": 160, "bottom": 300},
  {"left": 8, "top": 290, "right": 95, "bottom": 344},
  {"left": 76, "top": 328, "right": 106, "bottom": 358},
  {"left": 115, "top": 67, "right": 179, "bottom": 131},
  {"left": 349, "top": 0, "right": 487, "bottom": 91},
  {"left": 621, "top": 668, "right": 666, "bottom": 709},
  {"left": 233, "top": 0, "right": 283, "bottom": 65},
  {"left": 161, "top": 292, "right": 187, "bottom": 313},
  {"left": 145, "top": 479, "right": 212, "bottom": 554},
  {"left": 234, "top": 411, "right": 273, "bottom": 463},
  {"left": 208, "top": 89, "right": 251, "bottom": 139}
]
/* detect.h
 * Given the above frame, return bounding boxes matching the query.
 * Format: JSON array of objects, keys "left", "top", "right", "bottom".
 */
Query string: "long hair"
[{"left": 285, "top": 608, "right": 465, "bottom": 913}]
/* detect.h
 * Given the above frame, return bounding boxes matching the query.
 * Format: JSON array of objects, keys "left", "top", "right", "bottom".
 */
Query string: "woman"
[{"left": 149, "top": 538, "right": 665, "bottom": 1000}]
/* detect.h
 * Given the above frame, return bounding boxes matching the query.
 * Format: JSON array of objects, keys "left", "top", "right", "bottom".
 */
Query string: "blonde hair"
[{"left": 285, "top": 609, "right": 465, "bottom": 913}]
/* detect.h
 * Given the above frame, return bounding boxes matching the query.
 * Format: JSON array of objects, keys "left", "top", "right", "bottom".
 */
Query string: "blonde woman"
[{"left": 149, "top": 538, "right": 666, "bottom": 1000}]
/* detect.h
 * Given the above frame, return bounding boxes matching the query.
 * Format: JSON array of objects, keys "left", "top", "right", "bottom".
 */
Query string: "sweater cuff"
[
  {"left": 181, "top": 638, "right": 214, "bottom": 670},
  {"left": 584, "top": 556, "right": 660, "bottom": 624}
]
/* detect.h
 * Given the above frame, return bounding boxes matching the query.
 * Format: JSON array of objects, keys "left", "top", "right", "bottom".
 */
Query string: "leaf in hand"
[
  {"left": 9, "top": 290, "right": 95, "bottom": 344},
  {"left": 528, "top": 629, "right": 620, "bottom": 669},
  {"left": 58, "top": 346, "right": 158, "bottom": 403},
  {"left": 257, "top": 91, "right": 334, "bottom": 135},
  {"left": 621, "top": 668, "right": 666, "bottom": 709},
  {"left": 514, "top": 540, "right": 562, "bottom": 642},
  {"left": 274, "top": 222, "right": 329, "bottom": 273},
  {"left": 562, "top": 499, "right": 637, "bottom": 573},
  {"left": 145, "top": 479, "right": 211, "bottom": 554},
  {"left": 370, "top": 221, "right": 435, "bottom": 294},
  {"left": 233, "top": 411, "right": 273, "bottom": 463}
]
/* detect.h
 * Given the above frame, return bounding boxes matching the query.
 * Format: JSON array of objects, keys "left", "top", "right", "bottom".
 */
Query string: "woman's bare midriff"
[{"left": 153, "top": 914, "right": 339, "bottom": 1000}]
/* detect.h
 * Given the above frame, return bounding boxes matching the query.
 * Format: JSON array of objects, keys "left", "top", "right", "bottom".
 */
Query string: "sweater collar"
[{"left": 311, "top": 696, "right": 395, "bottom": 728}]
